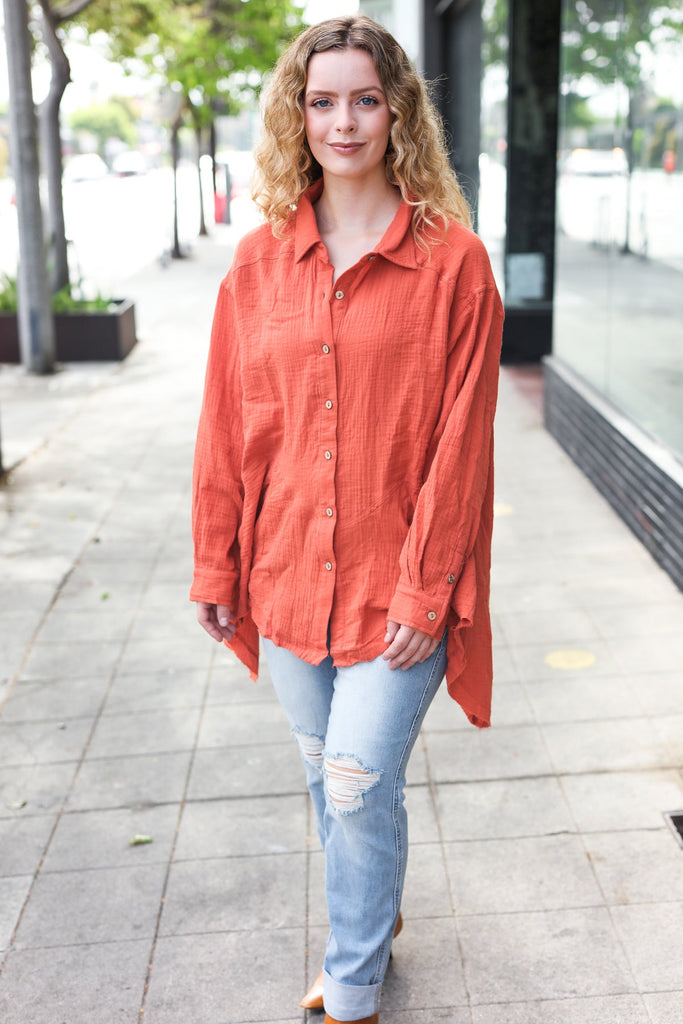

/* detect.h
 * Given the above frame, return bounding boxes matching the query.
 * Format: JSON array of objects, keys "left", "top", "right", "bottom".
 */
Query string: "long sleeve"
[
  {"left": 190, "top": 273, "right": 245, "bottom": 610},
  {"left": 387, "top": 272, "right": 503, "bottom": 636}
]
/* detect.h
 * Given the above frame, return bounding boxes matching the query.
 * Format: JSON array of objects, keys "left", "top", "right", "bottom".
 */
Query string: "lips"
[{"left": 328, "top": 143, "right": 365, "bottom": 154}]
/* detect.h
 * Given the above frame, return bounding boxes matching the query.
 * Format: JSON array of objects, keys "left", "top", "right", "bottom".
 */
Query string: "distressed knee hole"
[
  {"left": 324, "top": 754, "right": 381, "bottom": 814},
  {"left": 292, "top": 729, "right": 325, "bottom": 773}
]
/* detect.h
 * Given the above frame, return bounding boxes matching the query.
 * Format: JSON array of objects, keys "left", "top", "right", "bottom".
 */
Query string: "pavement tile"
[
  {"left": 588, "top": 600, "right": 683, "bottom": 639},
  {"left": 103, "top": 666, "right": 209, "bottom": 714},
  {"left": 196, "top": 701, "right": 291, "bottom": 749},
  {"left": 0, "top": 876, "right": 32, "bottom": 952},
  {"left": 67, "top": 751, "right": 191, "bottom": 811},
  {"left": 498, "top": 608, "right": 601, "bottom": 647},
  {"left": 404, "top": 783, "right": 440, "bottom": 843},
  {"left": 174, "top": 794, "right": 309, "bottom": 859},
  {"left": 401, "top": 842, "right": 453, "bottom": 921},
  {"left": 142, "top": 927, "right": 306, "bottom": 1024},
  {"left": 426, "top": 679, "right": 535, "bottom": 729},
  {"left": 459, "top": 907, "right": 636, "bottom": 1004},
  {"left": 381, "top": 917, "right": 469, "bottom": 1011},
  {"left": 383, "top": 1011, "right": 471, "bottom": 1024},
  {"left": 115, "top": 633, "right": 214, "bottom": 675},
  {"left": 0, "top": 812, "right": 57, "bottom": 876},
  {"left": 559, "top": 769, "right": 683, "bottom": 832},
  {"left": 471, "top": 994, "right": 650, "bottom": 1023},
  {"left": 436, "top": 777, "right": 574, "bottom": 841},
  {"left": 205, "top": 657, "right": 277, "bottom": 704},
  {"left": 37, "top": 607, "right": 135, "bottom": 644},
  {"left": 444, "top": 834, "right": 601, "bottom": 915},
  {"left": 0, "top": 762, "right": 76, "bottom": 818},
  {"left": 18, "top": 640, "right": 123, "bottom": 682},
  {"left": 86, "top": 706, "right": 200, "bottom": 759},
  {"left": 523, "top": 674, "right": 643, "bottom": 724},
  {"left": 41, "top": 804, "right": 179, "bottom": 872},
  {"left": 160, "top": 852, "right": 307, "bottom": 935},
  {"left": 187, "top": 743, "right": 306, "bottom": 801},
  {"left": 635, "top": 672, "right": 683, "bottom": 715},
  {"left": 510, "top": 639, "right": 623, "bottom": 683},
  {"left": 607, "top": 632, "right": 683, "bottom": 674},
  {"left": 643, "top": 991, "right": 683, "bottom": 1024},
  {"left": 426, "top": 725, "right": 553, "bottom": 783},
  {"left": 542, "top": 718, "right": 674, "bottom": 774},
  {"left": 610, "top": 902, "right": 683, "bottom": 990},
  {"left": 0, "top": 717, "right": 94, "bottom": 767},
  {"left": 652, "top": 714, "right": 683, "bottom": 763},
  {"left": 14, "top": 864, "right": 165, "bottom": 948},
  {"left": 0, "top": 939, "right": 150, "bottom": 1024},
  {"left": 0, "top": 675, "right": 109, "bottom": 723},
  {"left": 583, "top": 828, "right": 683, "bottom": 905}
]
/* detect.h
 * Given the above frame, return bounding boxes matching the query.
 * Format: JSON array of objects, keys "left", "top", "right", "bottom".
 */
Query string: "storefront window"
[{"left": 555, "top": 0, "right": 683, "bottom": 456}]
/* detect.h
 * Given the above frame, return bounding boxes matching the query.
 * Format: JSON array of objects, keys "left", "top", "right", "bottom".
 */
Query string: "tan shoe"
[{"left": 299, "top": 913, "right": 402, "bottom": 1010}]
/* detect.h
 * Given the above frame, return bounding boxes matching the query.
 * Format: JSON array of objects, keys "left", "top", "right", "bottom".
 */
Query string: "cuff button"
[{"left": 427, "top": 611, "right": 437, "bottom": 621}]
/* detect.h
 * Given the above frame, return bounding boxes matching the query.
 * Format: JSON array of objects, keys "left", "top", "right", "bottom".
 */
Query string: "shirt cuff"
[
  {"left": 388, "top": 579, "right": 451, "bottom": 638},
  {"left": 190, "top": 567, "right": 239, "bottom": 608}
]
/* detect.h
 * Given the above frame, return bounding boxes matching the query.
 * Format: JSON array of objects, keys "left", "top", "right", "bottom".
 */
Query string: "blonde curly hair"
[{"left": 252, "top": 15, "right": 472, "bottom": 243}]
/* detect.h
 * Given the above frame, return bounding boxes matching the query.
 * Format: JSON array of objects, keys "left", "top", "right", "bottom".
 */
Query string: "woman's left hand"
[{"left": 383, "top": 621, "right": 440, "bottom": 671}]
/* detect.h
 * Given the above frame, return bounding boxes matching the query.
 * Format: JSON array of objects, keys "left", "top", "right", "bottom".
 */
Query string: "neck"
[{"left": 314, "top": 172, "right": 401, "bottom": 238}]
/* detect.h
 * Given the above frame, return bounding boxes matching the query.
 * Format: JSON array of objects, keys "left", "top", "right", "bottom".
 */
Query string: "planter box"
[{"left": 0, "top": 299, "right": 137, "bottom": 363}]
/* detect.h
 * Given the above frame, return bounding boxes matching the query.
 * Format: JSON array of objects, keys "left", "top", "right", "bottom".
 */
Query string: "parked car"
[{"left": 63, "top": 153, "right": 108, "bottom": 182}]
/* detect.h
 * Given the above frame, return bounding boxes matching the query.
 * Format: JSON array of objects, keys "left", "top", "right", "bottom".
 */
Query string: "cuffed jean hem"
[{"left": 322, "top": 970, "right": 382, "bottom": 1021}]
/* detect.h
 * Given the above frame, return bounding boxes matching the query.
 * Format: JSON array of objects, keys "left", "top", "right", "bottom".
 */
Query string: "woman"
[{"left": 192, "top": 16, "right": 503, "bottom": 1024}]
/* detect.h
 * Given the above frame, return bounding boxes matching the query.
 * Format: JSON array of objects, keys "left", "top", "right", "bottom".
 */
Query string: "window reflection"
[{"left": 555, "top": 0, "right": 683, "bottom": 455}]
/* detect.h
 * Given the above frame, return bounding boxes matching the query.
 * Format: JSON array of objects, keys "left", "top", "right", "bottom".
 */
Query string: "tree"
[
  {"left": 3, "top": 0, "right": 55, "bottom": 374},
  {"left": 79, "top": 0, "right": 305, "bottom": 251},
  {"left": 69, "top": 98, "right": 137, "bottom": 156},
  {"left": 35, "top": 0, "right": 100, "bottom": 292}
]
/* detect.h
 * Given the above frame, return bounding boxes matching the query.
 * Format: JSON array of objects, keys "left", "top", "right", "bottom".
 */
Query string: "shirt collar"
[{"left": 293, "top": 179, "right": 422, "bottom": 269}]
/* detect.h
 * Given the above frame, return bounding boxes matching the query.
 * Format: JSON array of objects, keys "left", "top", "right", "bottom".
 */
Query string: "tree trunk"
[
  {"left": 171, "top": 114, "right": 185, "bottom": 259},
  {"left": 621, "top": 89, "right": 635, "bottom": 255},
  {"left": 38, "top": 0, "right": 71, "bottom": 292},
  {"left": 195, "top": 119, "right": 208, "bottom": 237},
  {"left": 3, "top": 0, "right": 55, "bottom": 374}
]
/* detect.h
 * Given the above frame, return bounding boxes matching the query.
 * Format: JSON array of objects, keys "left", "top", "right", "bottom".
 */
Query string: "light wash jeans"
[{"left": 262, "top": 632, "right": 447, "bottom": 1022}]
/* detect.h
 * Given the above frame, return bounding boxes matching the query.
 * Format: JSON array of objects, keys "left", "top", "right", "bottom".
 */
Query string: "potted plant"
[{"left": 0, "top": 273, "right": 137, "bottom": 363}]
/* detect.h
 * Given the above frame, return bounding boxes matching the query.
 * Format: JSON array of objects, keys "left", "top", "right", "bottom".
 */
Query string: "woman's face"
[{"left": 304, "top": 48, "right": 393, "bottom": 185}]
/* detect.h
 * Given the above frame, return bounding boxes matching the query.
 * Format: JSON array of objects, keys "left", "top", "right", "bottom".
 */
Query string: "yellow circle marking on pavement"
[
  {"left": 544, "top": 649, "right": 596, "bottom": 670},
  {"left": 494, "top": 502, "right": 515, "bottom": 517}
]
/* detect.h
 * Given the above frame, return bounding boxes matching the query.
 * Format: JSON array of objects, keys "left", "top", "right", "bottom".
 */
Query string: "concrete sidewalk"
[{"left": 1, "top": 225, "right": 682, "bottom": 1024}]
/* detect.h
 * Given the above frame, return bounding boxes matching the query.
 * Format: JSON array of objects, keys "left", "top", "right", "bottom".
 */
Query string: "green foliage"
[
  {"left": 76, "top": 0, "right": 306, "bottom": 125},
  {"left": 0, "top": 274, "right": 18, "bottom": 313},
  {"left": 69, "top": 98, "right": 137, "bottom": 154},
  {"left": 0, "top": 274, "right": 112, "bottom": 313}
]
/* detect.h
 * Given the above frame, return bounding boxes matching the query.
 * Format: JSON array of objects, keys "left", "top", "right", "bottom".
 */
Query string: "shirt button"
[
  {"left": 368, "top": 255, "right": 376, "bottom": 261},
  {"left": 427, "top": 611, "right": 437, "bottom": 621},
  {"left": 334, "top": 290, "right": 344, "bottom": 300},
  {"left": 325, "top": 507, "right": 334, "bottom": 517},
  {"left": 322, "top": 344, "right": 330, "bottom": 354},
  {"left": 324, "top": 450, "right": 332, "bottom": 460},
  {"left": 447, "top": 574, "right": 456, "bottom": 584},
  {"left": 325, "top": 400, "right": 333, "bottom": 410},
  {"left": 325, "top": 561, "right": 333, "bottom": 571}
]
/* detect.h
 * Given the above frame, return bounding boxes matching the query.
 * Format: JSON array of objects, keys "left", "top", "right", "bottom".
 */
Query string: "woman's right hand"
[{"left": 196, "top": 602, "right": 237, "bottom": 643}]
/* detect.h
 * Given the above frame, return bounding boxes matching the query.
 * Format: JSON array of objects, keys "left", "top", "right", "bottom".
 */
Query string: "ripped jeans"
[{"left": 262, "top": 632, "right": 447, "bottom": 1022}]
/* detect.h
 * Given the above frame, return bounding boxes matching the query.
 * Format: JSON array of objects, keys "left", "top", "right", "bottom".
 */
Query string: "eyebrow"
[{"left": 305, "top": 86, "right": 384, "bottom": 98}]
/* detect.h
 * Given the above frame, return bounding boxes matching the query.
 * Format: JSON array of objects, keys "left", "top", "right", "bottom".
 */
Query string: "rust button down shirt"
[{"left": 191, "top": 181, "right": 503, "bottom": 727}]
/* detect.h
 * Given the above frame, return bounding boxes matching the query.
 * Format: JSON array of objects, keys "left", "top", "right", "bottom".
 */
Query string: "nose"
[{"left": 334, "top": 103, "right": 356, "bottom": 134}]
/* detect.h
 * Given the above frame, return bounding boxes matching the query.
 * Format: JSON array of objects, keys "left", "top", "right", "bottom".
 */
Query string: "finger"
[
  {"left": 217, "top": 604, "right": 236, "bottom": 635},
  {"left": 384, "top": 620, "right": 400, "bottom": 644},
  {"left": 385, "top": 627, "right": 423, "bottom": 669},
  {"left": 401, "top": 636, "right": 438, "bottom": 670}
]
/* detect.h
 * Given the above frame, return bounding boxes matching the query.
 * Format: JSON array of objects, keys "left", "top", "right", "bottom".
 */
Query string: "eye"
[
  {"left": 358, "top": 95, "right": 379, "bottom": 106},
  {"left": 311, "top": 98, "right": 332, "bottom": 108}
]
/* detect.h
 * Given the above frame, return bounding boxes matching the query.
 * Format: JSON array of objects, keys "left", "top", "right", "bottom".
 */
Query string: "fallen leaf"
[{"left": 128, "top": 834, "right": 153, "bottom": 846}]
